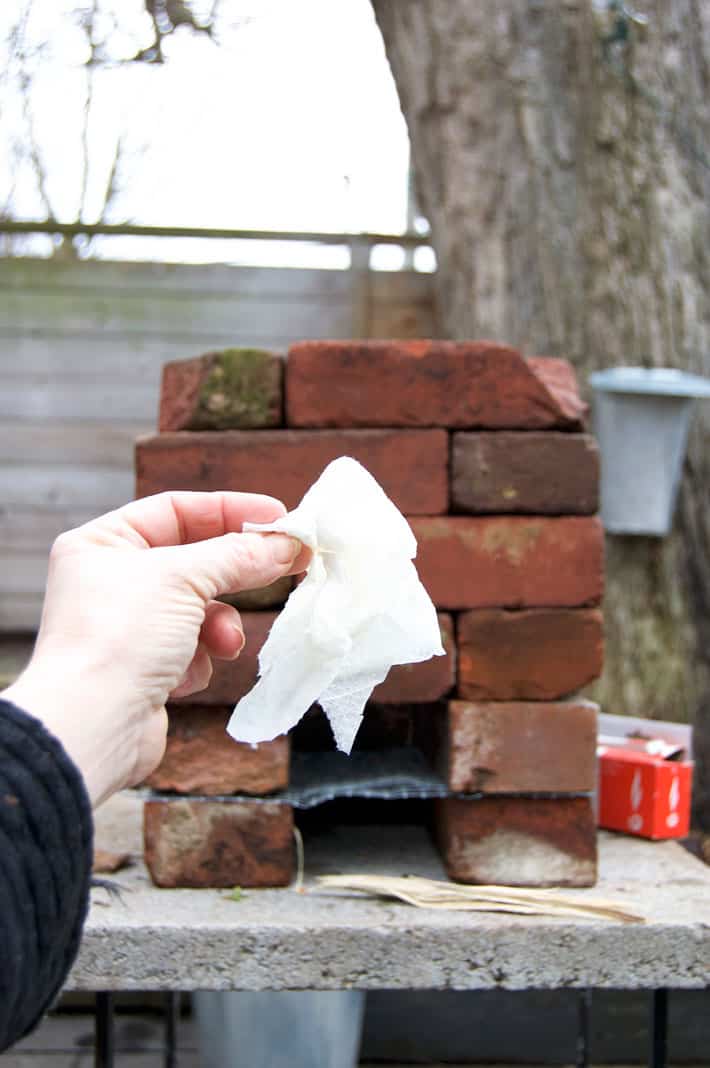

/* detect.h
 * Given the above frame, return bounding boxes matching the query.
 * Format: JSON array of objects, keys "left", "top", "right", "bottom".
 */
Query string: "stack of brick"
[{"left": 136, "top": 341, "right": 604, "bottom": 889}]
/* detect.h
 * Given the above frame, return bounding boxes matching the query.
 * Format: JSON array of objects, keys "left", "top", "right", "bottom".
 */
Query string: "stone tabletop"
[{"left": 68, "top": 791, "right": 710, "bottom": 992}]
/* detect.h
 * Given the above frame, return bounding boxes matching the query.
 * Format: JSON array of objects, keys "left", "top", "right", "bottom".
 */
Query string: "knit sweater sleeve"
[{"left": 0, "top": 699, "right": 93, "bottom": 1053}]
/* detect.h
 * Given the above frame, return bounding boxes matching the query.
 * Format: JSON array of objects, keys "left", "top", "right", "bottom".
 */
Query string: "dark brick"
[
  {"left": 457, "top": 608, "right": 604, "bottom": 700},
  {"left": 143, "top": 798, "right": 293, "bottom": 888},
  {"left": 452, "top": 432, "right": 599, "bottom": 515},
  {"left": 219, "top": 576, "right": 292, "bottom": 611}
]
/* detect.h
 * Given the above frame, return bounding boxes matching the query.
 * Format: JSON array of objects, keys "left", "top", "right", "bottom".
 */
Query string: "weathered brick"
[
  {"left": 451, "top": 432, "right": 599, "bottom": 515},
  {"left": 286, "top": 341, "right": 586, "bottom": 429},
  {"left": 159, "top": 348, "right": 282, "bottom": 431},
  {"left": 411, "top": 517, "right": 604, "bottom": 609},
  {"left": 144, "top": 706, "right": 289, "bottom": 795},
  {"left": 135, "top": 429, "right": 448, "bottom": 514},
  {"left": 373, "top": 614, "right": 455, "bottom": 703},
  {"left": 527, "top": 357, "right": 588, "bottom": 425},
  {"left": 457, "top": 608, "right": 604, "bottom": 700},
  {"left": 172, "top": 612, "right": 275, "bottom": 706},
  {"left": 143, "top": 798, "right": 293, "bottom": 888},
  {"left": 435, "top": 797, "right": 597, "bottom": 887},
  {"left": 440, "top": 699, "right": 598, "bottom": 793}
]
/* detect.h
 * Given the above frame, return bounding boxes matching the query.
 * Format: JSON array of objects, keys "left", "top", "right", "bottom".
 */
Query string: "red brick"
[
  {"left": 372, "top": 614, "right": 455, "bottom": 703},
  {"left": 286, "top": 341, "right": 586, "bottom": 429},
  {"left": 435, "top": 797, "right": 597, "bottom": 887},
  {"left": 172, "top": 612, "right": 275, "bottom": 706},
  {"left": 457, "top": 608, "right": 604, "bottom": 700},
  {"left": 135, "top": 429, "right": 448, "bottom": 514},
  {"left": 144, "top": 706, "right": 289, "bottom": 795},
  {"left": 159, "top": 348, "right": 282, "bottom": 431},
  {"left": 440, "top": 699, "right": 598, "bottom": 793},
  {"left": 411, "top": 517, "right": 604, "bottom": 609},
  {"left": 451, "top": 432, "right": 599, "bottom": 515},
  {"left": 527, "top": 357, "right": 587, "bottom": 424},
  {"left": 143, "top": 798, "right": 293, "bottom": 888}
]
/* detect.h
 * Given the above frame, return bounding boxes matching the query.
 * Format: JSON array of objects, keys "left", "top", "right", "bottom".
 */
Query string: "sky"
[{"left": 0, "top": 0, "right": 433, "bottom": 268}]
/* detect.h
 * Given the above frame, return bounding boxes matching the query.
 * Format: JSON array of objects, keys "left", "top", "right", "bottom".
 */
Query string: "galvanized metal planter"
[{"left": 590, "top": 367, "right": 710, "bottom": 536}]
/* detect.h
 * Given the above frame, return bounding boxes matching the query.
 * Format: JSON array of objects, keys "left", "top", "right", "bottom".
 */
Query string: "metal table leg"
[
  {"left": 650, "top": 988, "right": 668, "bottom": 1068},
  {"left": 94, "top": 992, "right": 115, "bottom": 1068},
  {"left": 576, "top": 988, "right": 592, "bottom": 1068},
  {"left": 164, "top": 992, "right": 180, "bottom": 1068}
]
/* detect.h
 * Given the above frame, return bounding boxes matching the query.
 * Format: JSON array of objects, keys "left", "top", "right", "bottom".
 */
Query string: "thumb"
[{"left": 161, "top": 531, "right": 301, "bottom": 599}]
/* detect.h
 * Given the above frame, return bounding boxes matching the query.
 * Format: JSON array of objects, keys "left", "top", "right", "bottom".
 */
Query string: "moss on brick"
[{"left": 190, "top": 348, "right": 282, "bottom": 429}]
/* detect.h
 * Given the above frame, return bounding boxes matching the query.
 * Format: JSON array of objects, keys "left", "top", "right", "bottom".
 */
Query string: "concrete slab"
[{"left": 69, "top": 792, "right": 710, "bottom": 992}]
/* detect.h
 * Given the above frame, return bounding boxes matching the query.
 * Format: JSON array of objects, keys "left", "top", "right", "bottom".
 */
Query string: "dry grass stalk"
[{"left": 315, "top": 874, "right": 644, "bottom": 924}]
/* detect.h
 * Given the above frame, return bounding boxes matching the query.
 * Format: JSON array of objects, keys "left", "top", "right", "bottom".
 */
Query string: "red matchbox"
[{"left": 597, "top": 730, "right": 693, "bottom": 840}]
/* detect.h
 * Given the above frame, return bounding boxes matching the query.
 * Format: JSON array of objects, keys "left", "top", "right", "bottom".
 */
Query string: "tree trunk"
[{"left": 372, "top": 0, "right": 710, "bottom": 826}]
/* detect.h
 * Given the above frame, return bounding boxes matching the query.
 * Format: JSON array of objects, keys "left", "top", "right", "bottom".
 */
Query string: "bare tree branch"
[
  {"left": 128, "top": 0, "right": 216, "bottom": 64},
  {"left": 99, "top": 133, "right": 125, "bottom": 220},
  {"left": 19, "top": 71, "right": 57, "bottom": 221},
  {"left": 78, "top": 1, "right": 101, "bottom": 224},
  {"left": 0, "top": 0, "right": 225, "bottom": 255}
]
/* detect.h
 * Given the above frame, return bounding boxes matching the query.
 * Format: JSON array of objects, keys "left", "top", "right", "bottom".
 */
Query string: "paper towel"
[{"left": 226, "top": 456, "right": 444, "bottom": 753}]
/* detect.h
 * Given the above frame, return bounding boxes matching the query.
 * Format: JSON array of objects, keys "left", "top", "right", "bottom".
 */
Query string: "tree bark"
[{"left": 372, "top": 0, "right": 710, "bottom": 826}]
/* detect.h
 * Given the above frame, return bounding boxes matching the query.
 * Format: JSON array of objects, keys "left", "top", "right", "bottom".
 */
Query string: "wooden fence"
[{"left": 0, "top": 252, "right": 437, "bottom": 630}]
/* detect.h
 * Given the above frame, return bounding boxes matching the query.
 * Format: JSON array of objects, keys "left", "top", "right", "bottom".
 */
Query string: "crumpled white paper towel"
[{"left": 226, "top": 456, "right": 445, "bottom": 753}]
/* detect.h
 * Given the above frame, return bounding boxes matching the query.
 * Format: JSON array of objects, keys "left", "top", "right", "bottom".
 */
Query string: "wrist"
[{"left": 2, "top": 653, "right": 136, "bottom": 807}]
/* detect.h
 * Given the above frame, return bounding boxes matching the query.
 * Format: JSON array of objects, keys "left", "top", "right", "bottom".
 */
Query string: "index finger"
[{"left": 90, "top": 491, "right": 287, "bottom": 548}]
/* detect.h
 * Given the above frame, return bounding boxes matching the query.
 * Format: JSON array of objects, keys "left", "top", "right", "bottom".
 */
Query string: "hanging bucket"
[{"left": 589, "top": 367, "right": 710, "bottom": 536}]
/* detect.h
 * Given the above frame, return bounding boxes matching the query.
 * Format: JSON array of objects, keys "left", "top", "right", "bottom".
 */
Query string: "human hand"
[{"left": 2, "top": 492, "right": 309, "bottom": 807}]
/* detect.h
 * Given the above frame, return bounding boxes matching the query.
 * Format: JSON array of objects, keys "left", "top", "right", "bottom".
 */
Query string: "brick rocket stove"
[{"left": 136, "top": 341, "right": 604, "bottom": 889}]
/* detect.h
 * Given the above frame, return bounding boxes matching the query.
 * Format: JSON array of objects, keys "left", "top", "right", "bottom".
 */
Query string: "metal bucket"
[
  {"left": 589, "top": 367, "right": 710, "bottom": 536},
  {"left": 193, "top": 990, "right": 366, "bottom": 1068}
]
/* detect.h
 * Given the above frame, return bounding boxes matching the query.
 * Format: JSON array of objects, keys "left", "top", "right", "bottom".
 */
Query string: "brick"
[
  {"left": 527, "top": 357, "right": 586, "bottom": 424},
  {"left": 411, "top": 516, "right": 604, "bottom": 609},
  {"left": 440, "top": 699, "right": 598, "bottom": 793},
  {"left": 457, "top": 608, "right": 604, "bottom": 700},
  {"left": 435, "top": 797, "right": 597, "bottom": 887},
  {"left": 373, "top": 614, "right": 455, "bottom": 703},
  {"left": 143, "top": 798, "right": 293, "bottom": 888},
  {"left": 286, "top": 341, "right": 586, "bottom": 429},
  {"left": 172, "top": 609, "right": 452, "bottom": 712},
  {"left": 291, "top": 702, "right": 441, "bottom": 753},
  {"left": 144, "top": 706, "right": 289, "bottom": 795},
  {"left": 451, "top": 432, "right": 599, "bottom": 515},
  {"left": 135, "top": 429, "right": 448, "bottom": 514},
  {"left": 356, "top": 704, "right": 438, "bottom": 752},
  {"left": 219, "top": 576, "right": 292, "bottom": 611},
  {"left": 159, "top": 348, "right": 282, "bottom": 431},
  {"left": 172, "top": 612, "right": 275, "bottom": 706}
]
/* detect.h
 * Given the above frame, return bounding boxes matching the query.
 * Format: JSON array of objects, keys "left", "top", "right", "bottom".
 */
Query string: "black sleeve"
[{"left": 0, "top": 699, "right": 93, "bottom": 1053}]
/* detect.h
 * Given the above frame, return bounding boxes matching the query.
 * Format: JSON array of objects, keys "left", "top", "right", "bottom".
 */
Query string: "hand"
[{"left": 2, "top": 492, "right": 309, "bottom": 807}]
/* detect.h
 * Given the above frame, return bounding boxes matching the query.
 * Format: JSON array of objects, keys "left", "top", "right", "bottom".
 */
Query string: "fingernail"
[
  {"left": 232, "top": 625, "right": 245, "bottom": 655},
  {"left": 269, "top": 533, "right": 300, "bottom": 565}
]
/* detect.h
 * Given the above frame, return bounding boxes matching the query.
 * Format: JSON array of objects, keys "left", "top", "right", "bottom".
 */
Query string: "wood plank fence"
[{"left": 0, "top": 253, "right": 437, "bottom": 630}]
